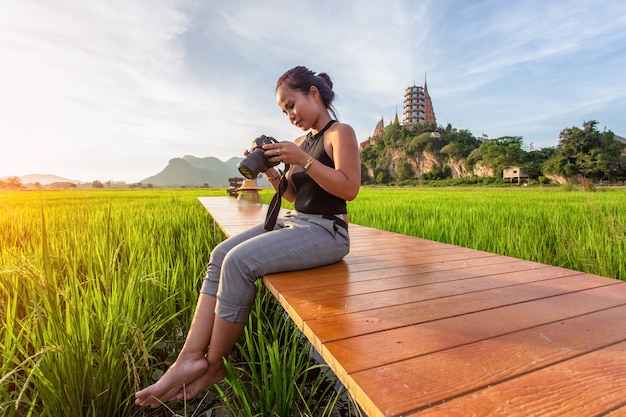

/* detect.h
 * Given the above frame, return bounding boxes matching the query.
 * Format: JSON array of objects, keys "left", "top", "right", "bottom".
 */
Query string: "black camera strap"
[{"left": 264, "top": 164, "right": 289, "bottom": 231}]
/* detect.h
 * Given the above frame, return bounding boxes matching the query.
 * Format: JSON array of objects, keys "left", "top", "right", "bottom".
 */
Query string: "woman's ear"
[{"left": 309, "top": 85, "right": 319, "bottom": 100}]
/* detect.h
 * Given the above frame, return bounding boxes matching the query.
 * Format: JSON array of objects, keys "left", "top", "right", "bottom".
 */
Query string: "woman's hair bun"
[{"left": 317, "top": 72, "right": 333, "bottom": 90}]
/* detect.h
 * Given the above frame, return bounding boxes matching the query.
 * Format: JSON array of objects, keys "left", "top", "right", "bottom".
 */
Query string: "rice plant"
[
  {"left": 215, "top": 284, "right": 348, "bottom": 417},
  {"left": 1, "top": 189, "right": 220, "bottom": 416}
]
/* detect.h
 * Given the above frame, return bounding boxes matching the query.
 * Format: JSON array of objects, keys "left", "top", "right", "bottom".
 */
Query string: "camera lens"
[{"left": 237, "top": 149, "right": 266, "bottom": 179}]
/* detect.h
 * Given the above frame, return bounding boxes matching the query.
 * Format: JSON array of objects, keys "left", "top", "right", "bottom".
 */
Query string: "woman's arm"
[{"left": 299, "top": 123, "right": 360, "bottom": 201}]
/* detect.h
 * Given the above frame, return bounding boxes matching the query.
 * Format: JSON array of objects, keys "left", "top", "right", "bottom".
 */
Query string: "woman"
[{"left": 135, "top": 65, "right": 360, "bottom": 407}]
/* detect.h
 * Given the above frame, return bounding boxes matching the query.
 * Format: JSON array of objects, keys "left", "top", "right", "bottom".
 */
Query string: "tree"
[
  {"left": 0, "top": 176, "right": 24, "bottom": 189},
  {"left": 439, "top": 129, "right": 482, "bottom": 160},
  {"left": 374, "top": 168, "right": 391, "bottom": 184},
  {"left": 466, "top": 136, "right": 525, "bottom": 176},
  {"left": 523, "top": 147, "right": 557, "bottom": 179},
  {"left": 423, "top": 165, "right": 452, "bottom": 180},
  {"left": 408, "top": 133, "right": 432, "bottom": 154},
  {"left": 360, "top": 144, "right": 379, "bottom": 167},
  {"left": 397, "top": 162, "right": 414, "bottom": 181},
  {"left": 545, "top": 120, "right": 624, "bottom": 181},
  {"left": 595, "top": 130, "right": 624, "bottom": 180}
]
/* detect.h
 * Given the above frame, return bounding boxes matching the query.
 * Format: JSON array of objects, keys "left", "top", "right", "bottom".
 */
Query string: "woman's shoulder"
[
  {"left": 293, "top": 133, "right": 308, "bottom": 146},
  {"left": 328, "top": 121, "right": 357, "bottom": 140}
]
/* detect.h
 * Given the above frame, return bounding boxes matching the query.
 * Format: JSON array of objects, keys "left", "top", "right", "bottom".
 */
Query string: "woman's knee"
[
  {"left": 209, "top": 239, "right": 231, "bottom": 264},
  {"left": 222, "top": 247, "right": 257, "bottom": 280}
]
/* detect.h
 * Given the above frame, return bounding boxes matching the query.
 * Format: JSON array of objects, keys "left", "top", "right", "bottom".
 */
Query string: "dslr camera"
[{"left": 237, "top": 135, "right": 280, "bottom": 179}]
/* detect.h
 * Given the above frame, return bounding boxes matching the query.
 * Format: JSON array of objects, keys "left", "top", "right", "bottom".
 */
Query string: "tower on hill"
[
  {"left": 359, "top": 75, "right": 437, "bottom": 149},
  {"left": 402, "top": 76, "right": 436, "bottom": 128}
]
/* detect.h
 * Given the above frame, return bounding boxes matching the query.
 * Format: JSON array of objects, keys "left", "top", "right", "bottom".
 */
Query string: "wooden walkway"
[{"left": 199, "top": 197, "right": 626, "bottom": 417}]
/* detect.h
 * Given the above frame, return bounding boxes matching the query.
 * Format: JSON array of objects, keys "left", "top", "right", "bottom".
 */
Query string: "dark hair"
[{"left": 276, "top": 66, "right": 338, "bottom": 120}]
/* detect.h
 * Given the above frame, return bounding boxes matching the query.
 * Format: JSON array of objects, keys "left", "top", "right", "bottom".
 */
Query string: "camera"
[{"left": 237, "top": 135, "right": 280, "bottom": 179}]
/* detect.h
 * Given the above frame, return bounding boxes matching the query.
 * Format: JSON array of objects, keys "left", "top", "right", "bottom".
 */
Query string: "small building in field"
[{"left": 503, "top": 166, "right": 529, "bottom": 184}]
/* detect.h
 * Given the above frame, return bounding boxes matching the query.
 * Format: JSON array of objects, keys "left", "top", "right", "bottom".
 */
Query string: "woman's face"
[{"left": 276, "top": 85, "right": 319, "bottom": 131}]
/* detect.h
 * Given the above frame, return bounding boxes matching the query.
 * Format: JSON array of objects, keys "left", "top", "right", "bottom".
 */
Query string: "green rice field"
[
  {"left": 348, "top": 187, "right": 625, "bottom": 280},
  {"left": 1, "top": 186, "right": 624, "bottom": 416}
]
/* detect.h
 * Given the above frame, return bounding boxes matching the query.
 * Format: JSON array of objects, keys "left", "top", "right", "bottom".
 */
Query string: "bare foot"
[
  {"left": 135, "top": 357, "right": 209, "bottom": 407},
  {"left": 172, "top": 360, "right": 227, "bottom": 401}
]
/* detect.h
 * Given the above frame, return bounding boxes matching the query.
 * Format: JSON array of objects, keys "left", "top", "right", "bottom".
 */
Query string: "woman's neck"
[
  {"left": 310, "top": 114, "right": 333, "bottom": 135},
  {"left": 308, "top": 119, "right": 336, "bottom": 141}
]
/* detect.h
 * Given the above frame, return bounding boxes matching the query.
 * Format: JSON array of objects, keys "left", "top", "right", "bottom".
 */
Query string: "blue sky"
[{"left": 1, "top": 0, "right": 625, "bottom": 182}]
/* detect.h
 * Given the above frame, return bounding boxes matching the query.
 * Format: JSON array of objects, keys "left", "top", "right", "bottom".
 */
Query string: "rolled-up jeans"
[{"left": 201, "top": 211, "right": 350, "bottom": 323}]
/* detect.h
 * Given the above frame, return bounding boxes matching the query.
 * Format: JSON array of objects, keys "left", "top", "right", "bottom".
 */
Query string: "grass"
[
  {"left": 348, "top": 186, "right": 625, "bottom": 280},
  {"left": 215, "top": 284, "right": 349, "bottom": 417},
  {"left": 0, "top": 186, "right": 624, "bottom": 416},
  {"left": 1, "top": 189, "right": 220, "bottom": 416}
]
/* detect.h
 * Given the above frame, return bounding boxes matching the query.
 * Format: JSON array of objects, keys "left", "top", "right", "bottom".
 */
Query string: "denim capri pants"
[{"left": 201, "top": 211, "right": 350, "bottom": 323}]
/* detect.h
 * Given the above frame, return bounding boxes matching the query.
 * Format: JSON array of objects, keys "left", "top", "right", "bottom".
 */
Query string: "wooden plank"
[
  {"left": 300, "top": 274, "right": 616, "bottom": 345},
  {"left": 281, "top": 265, "right": 583, "bottom": 309},
  {"left": 411, "top": 339, "right": 626, "bottom": 417},
  {"left": 606, "top": 406, "right": 626, "bottom": 416},
  {"left": 198, "top": 197, "right": 270, "bottom": 236},
  {"left": 341, "top": 246, "right": 486, "bottom": 265},
  {"left": 266, "top": 266, "right": 486, "bottom": 295},
  {"left": 266, "top": 255, "right": 541, "bottom": 285},
  {"left": 264, "top": 255, "right": 533, "bottom": 300},
  {"left": 324, "top": 282, "right": 626, "bottom": 374},
  {"left": 263, "top": 261, "right": 562, "bottom": 295}
]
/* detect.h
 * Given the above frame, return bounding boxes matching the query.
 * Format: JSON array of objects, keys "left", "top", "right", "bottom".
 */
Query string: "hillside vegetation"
[{"left": 360, "top": 120, "right": 626, "bottom": 185}]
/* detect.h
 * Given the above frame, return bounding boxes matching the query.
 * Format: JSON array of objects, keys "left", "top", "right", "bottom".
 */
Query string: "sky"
[{"left": 1, "top": 0, "right": 625, "bottom": 183}]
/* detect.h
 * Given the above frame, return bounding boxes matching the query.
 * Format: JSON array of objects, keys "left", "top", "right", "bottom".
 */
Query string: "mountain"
[
  {"left": 140, "top": 155, "right": 251, "bottom": 187},
  {"left": 8, "top": 155, "right": 269, "bottom": 189},
  {"left": 18, "top": 174, "right": 83, "bottom": 185}
]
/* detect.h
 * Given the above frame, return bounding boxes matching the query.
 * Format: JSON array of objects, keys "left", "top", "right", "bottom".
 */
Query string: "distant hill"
[
  {"left": 18, "top": 174, "right": 83, "bottom": 185},
  {"left": 141, "top": 155, "right": 260, "bottom": 187},
  {"left": 8, "top": 155, "right": 272, "bottom": 189}
]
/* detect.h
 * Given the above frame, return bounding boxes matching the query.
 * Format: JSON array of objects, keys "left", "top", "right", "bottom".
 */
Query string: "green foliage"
[
  {"left": 215, "top": 285, "right": 347, "bottom": 417},
  {"left": 396, "top": 176, "right": 506, "bottom": 187},
  {"left": 440, "top": 129, "right": 482, "bottom": 160},
  {"left": 380, "top": 123, "right": 412, "bottom": 146},
  {"left": 466, "top": 136, "right": 525, "bottom": 176},
  {"left": 523, "top": 147, "right": 557, "bottom": 178},
  {"left": 358, "top": 164, "right": 368, "bottom": 185},
  {"left": 422, "top": 165, "right": 452, "bottom": 181},
  {"left": 0, "top": 189, "right": 222, "bottom": 416},
  {"left": 374, "top": 169, "right": 391, "bottom": 184},
  {"left": 360, "top": 119, "right": 622, "bottom": 185},
  {"left": 396, "top": 161, "right": 414, "bottom": 181},
  {"left": 408, "top": 132, "right": 432, "bottom": 154},
  {"left": 359, "top": 144, "right": 379, "bottom": 168},
  {"left": 439, "top": 142, "right": 461, "bottom": 159},
  {"left": 544, "top": 120, "right": 624, "bottom": 181}
]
